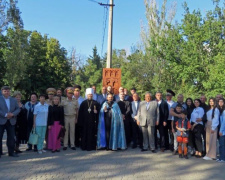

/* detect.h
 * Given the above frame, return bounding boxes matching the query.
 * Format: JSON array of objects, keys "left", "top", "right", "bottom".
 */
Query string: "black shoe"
[
  {"left": 15, "top": 150, "right": 23, "bottom": 153},
  {"left": 52, "top": 150, "right": 56, "bottom": 153},
  {"left": 33, "top": 148, "right": 38, "bottom": 152},
  {"left": 195, "top": 155, "right": 201, "bottom": 158},
  {"left": 71, "top": 147, "right": 76, "bottom": 150},
  {"left": 179, "top": 154, "right": 183, "bottom": 158},
  {"left": 151, "top": 150, "right": 156, "bottom": 153},
  {"left": 63, "top": 147, "right": 67, "bottom": 150},
  {"left": 56, "top": 150, "right": 60, "bottom": 152},
  {"left": 141, "top": 149, "right": 148, "bottom": 152},
  {"left": 9, "top": 153, "right": 19, "bottom": 157},
  {"left": 184, "top": 155, "right": 189, "bottom": 159},
  {"left": 160, "top": 148, "right": 165, "bottom": 152},
  {"left": 132, "top": 144, "right": 137, "bottom": 149},
  {"left": 26, "top": 148, "right": 32, "bottom": 151}
]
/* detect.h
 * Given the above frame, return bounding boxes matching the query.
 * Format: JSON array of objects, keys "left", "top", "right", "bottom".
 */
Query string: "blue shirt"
[
  {"left": 33, "top": 103, "right": 49, "bottom": 126},
  {"left": 220, "top": 110, "right": 225, "bottom": 136}
]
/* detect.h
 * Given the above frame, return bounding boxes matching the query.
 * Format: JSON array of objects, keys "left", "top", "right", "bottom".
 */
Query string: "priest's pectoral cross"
[{"left": 88, "top": 108, "right": 91, "bottom": 113}]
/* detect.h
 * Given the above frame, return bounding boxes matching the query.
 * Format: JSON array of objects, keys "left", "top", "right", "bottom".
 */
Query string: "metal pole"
[{"left": 106, "top": 0, "right": 113, "bottom": 68}]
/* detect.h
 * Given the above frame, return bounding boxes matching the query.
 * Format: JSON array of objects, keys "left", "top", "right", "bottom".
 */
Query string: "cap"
[
  {"left": 65, "top": 87, "right": 74, "bottom": 94},
  {"left": 46, "top": 88, "right": 56, "bottom": 95},
  {"left": 166, "top": 89, "right": 175, "bottom": 96}
]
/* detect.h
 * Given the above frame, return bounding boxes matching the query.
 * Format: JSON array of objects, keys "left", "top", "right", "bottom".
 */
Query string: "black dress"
[
  {"left": 16, "top": 105, "right": 28, "bottom": 145},
  {"left": 78, "top": 100, "right": 100, "bottom": 151}
]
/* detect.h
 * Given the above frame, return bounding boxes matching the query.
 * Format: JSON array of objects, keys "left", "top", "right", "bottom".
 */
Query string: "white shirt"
[
  {"left": 3, "top": 96, "right": 10, "bottom": 117},
  {"left": 134, "top": 101, "right": 138, "bottom": 110},
  {"left": 4, "top": 97, "right": 10, "bottom": 111},
  {"left": 167, "top": 100, "right": 174, "bottom": 120},
  {"left": 33, "top": 103, "right": 49, "bottom": 126},
  {"left": 190, "top": 107, "right": 205, "bottom": 125},
  {"left": 157, "top": 100, "right": 162, "bottom": 107},
  {"left": 206, "top": 108, "right": 220, "bottom": 131}
]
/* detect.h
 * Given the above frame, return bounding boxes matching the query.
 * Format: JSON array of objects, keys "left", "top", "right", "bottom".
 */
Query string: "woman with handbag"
[
  {"left": 25, "top": 93, "right": 38, "bottom": 151},
  {"left": 47, "top": 95, "right": 64, "bottom": 153},
  {"left": 190, "top": 99, "right": 205, "bottom": 158},
  {"left": 33, "top": 94, "right": 49, "bottom": 154}
]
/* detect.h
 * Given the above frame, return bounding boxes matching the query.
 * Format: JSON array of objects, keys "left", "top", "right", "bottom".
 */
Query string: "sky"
[{"left": 17, "top": 0, "right": 217, "bottom": 58}]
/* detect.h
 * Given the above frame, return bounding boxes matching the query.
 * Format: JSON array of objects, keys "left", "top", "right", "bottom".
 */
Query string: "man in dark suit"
[
  {"left": 117, "top": 92, "right": 132, "bottom": 146},
  {"left": 97, "top": 86, "right": 107, "bottom": 106},
  {"left": 155, "top": 91, "right": 169, "bottom": 152},
  {"left": 0, "top": 86, "right": 20, "bottom": 158},
  {"left": 131, "top": 93, "right": 142, "bottom": 149}
]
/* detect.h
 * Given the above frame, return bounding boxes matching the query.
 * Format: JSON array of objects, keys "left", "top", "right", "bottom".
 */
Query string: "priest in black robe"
[
  {"left": 117, "top": 92, "right": 132, "bottom": 146},
  {"left": 78, "top": 88, "right": 100, "bottom": 151}
]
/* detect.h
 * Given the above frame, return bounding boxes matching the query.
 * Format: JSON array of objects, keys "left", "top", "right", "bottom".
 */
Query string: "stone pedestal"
[{"left": 102, "top": 68, "right": 121, "bottom": 95}]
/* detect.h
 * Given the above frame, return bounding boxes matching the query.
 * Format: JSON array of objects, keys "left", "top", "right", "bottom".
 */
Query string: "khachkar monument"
[{"left": 102, "top": 0, "right": 121, "bottom": 95}]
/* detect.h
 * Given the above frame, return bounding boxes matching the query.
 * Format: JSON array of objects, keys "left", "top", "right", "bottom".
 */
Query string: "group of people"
[{"left": 0, "top": 85, "right": 225, "bottom": 163}]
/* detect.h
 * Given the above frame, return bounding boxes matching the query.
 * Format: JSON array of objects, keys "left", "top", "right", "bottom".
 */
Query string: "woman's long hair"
[
  {"left": 217, "top": 98, "right": 225, "bottom": 115},
  {"left": 185, "top": 98, "right": 195, "bottom": 109}
]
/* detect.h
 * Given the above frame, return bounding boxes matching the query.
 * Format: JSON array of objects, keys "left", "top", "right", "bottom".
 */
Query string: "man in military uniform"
[
  {"left": 61, "top": 87, "right": 78, "bottom": 150},
  {"left": 46, "top": 88, "right": 56, "bottom": 105}
]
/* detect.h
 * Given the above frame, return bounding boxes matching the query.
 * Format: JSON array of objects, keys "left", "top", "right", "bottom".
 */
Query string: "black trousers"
[
  {"left": 167, "top": 120, "right": 174, "bottom": 150},
  {"left": 0, "top": 121, "right": 15, "bottom": 155},
  {"left": 123, "top": 119, "right": 131, "bottom": 145},
  {"left": 131, "top": 119, "right": 143, "bottom": 147},
  {"left": 193, "top": 124, "right": 204, "bottom": 153},
  {"left": 155, "top": 124, "right": 165, "bottom": 149},
  {"left": 164, "top": 123, "right": 170, "bottom": 149}
]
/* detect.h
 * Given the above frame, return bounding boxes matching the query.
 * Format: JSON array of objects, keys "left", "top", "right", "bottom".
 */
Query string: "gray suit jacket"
[
  {"left": 137, "top": 101, "right": 159, "bottom": 127},
  {"left": 0, "top": 96, "right": 20, "bottom": 125}
]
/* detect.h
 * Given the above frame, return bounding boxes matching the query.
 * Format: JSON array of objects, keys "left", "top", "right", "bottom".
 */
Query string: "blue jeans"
[
  {"left": 36, "top": 126, "right": 47, "bottom": 150},
  {"left": 219, "top": 135, "right": 225, "bottom": 161}
]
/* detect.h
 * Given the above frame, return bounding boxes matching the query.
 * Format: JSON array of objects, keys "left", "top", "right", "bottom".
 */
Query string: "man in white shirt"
[{"left": 166, "top": 89, "right": 175, "bottom": 152}]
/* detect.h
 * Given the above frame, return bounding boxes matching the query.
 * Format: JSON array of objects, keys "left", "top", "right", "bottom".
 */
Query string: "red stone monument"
[{"left": 102, "top": 68, "right": 121, "bottom": 95}]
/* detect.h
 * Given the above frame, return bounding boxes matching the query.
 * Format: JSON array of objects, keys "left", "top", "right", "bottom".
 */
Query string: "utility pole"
[{"left": 106, "top": 0, "right": 114, "bottom": 68}]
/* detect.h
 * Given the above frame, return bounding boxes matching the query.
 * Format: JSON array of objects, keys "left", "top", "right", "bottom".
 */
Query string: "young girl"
[{"left": 217, "top": 98, "right": 225, "bottom": 163}]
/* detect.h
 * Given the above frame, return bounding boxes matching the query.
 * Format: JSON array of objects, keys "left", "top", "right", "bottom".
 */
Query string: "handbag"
[
  {"left": 28, "top": 128, "right": 38, "bottom": 145},
  {"left": 57, "top": 127, "right": 66, "bottom": 140}
]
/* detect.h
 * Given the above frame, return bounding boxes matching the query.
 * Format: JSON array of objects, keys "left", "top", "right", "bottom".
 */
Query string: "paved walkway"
[{"left": 0, "top": 137, "right": 224, "bottom": 180}]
